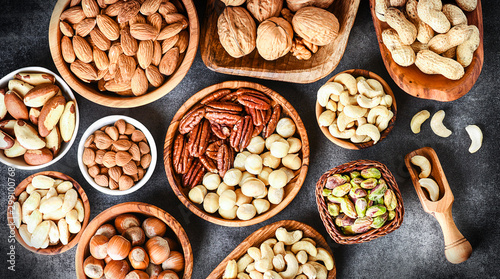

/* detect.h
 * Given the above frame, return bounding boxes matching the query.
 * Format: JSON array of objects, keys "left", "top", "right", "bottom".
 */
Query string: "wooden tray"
[
  {"left": 200, "top": 0, "right": 360, "bottom": 83},
  {"left": 206, "top": 220, "right": 336, "bottom": 278},
  {"left": 164, "top": 81, "right": 310, "bottom": 227},
  {"left": 315, "top": 69, "right": 397, "bottom": 150},
  {"left": 74, "top": 202, "right": 193, "bottom": 278},
  {"left": 369, "top": 0, "right": 484, "bottom": 102},
  {"left": 7, "top": 171, "right": 90, "bottom": 255}
]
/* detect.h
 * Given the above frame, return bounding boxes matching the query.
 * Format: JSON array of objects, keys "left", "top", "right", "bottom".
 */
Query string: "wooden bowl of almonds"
[
  {"left": 77, "top": 115, "right": 157, "bottom": 195},
  {"left": 48, "top": 0, "right": 199, "bottom": 108}
]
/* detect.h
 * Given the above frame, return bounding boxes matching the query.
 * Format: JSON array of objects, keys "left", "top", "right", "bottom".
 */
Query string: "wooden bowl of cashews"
[{"left": 315, "top": 69, "right": 397, "bottom": 150}]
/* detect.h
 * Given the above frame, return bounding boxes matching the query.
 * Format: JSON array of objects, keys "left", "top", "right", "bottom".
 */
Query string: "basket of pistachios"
[{"left": 315, "top": 160, "right": 404, "bottom": 244}]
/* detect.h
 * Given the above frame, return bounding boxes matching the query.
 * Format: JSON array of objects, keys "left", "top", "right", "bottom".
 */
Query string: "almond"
[
  {"left": 129, "top": 14, "right": 146, "bottom": 25},
  {"left": 4, "top": 140, "right": 27, "bottom": 158},
  {"left": 145, "top": 65, "right": 164, "bottom": 87},
  {"left": 104, "top": 1, "right": 123, "bottom": 17},
  {"left": 105, "top": 126, "right": 119, "bottom": 141},
  {"left": 94, "top": 174, "right": 109, "bottom": 187},
  {"left": 163, "top": 13, "right": 188, "bottom": 26},
  {"left": 24, "top": 84, "right": 59, "bottom": 108},
  {"left": 137, "top": 40, "right": 153, "bottom": 69},
  {"left": 14, "top": 120, "right": 46, "bottom": 150},
  {"left": 114, "top": 119, "right": 126, "bottom": 134},
  {"left": 92, "top": 47, "right": 109, "bottom": 71},
  {"left": 118, "top": 175, "right": 134, "bottom": 190},
  {"left": 109, "top": 178, "right": 119, "bottom": 190},
  {"left": 88, "top": 165, "right": 100, "bottom": 178},
  {"left": 141, "top": 153, "right": 152, "bottom": 169},
  {"left": 176, "top": 30, "right": 189, "bottom": 53},
  {"left": 152, "top": 40, "right": 162, "bottom": 66},
  {"left": 60, "top": 21, "right": 74, "bottom": 37},
  {"left": 159, "top": 47, "right": 179, "bottom": 76},
  {"left": 116, "top": 151, "right": 132, "bottom": 166},
  {"left": 59, "top": 101, "right": 77, "bottom": 142},
  {"left": 118, "top": 135, "right": 128, "bottom": 140},
  {"left": 5, "top": 91, "right": 29, "bottom": 120},
  {"left": 100, "top": 167, "right": 108, "bottom": 175},
  {"left": 94, "top": 131, "right": 113, "bottom": 149},
  {"left": 118, "top": 54, "right": 136, "bottom": 82},
  {"left": 7, "top": 80, "right": 34, "bottom": 97},
  {"left": 147, "top": 13, "right": 163, "bottom": 31},
  {"left": 29, "top": 107, "right": 41, "bottom": 125},
  {"left": 75, "top": 18, "right": 96, "bottom": 37},
  {"left": 112, "top": 139, "right": 132, "bottom": 151},
  {"left": 157, "top": 22, "right": 183, "bottom": 41},
  {"left": 96, "top": 14, "right": 120, "bottom": 41},
  {"left": 161, "top": 35, "right": 178, "bottom": 54},
  {"left": 118, "top": 0, "right": 141, "bottom": 23},
  {"left": 45, "top": 126, "right": 62, "bottom": 156},
  {"left": 24, "top": 148, "right": 53, "bottom": 166},
  {"left": 73, "top": 35, "right": 93, "bottom": 63},
  {"left": 137, "top": 167, "right": 145, "bottom": 180},
  {"left": 131, "top": 67, "right": 148, "bottom": 96},
  {"left": 108, "top": 166, "right": 122, "bottom": 182},
  {"left": 125, "top": 123, "right": 135, "bottom": 135},
  {"left": 82, "top": 0, "right": 100, "bottom": 18},
  {"left": 158, "top": 2, "right": 177, "bottom": 17},
  {"left": 83, "top": 147, "right": 96, "bottom": 166},
  {"left": 102, "top": 151, "right": 117, "bottom": 168},
  {"left": 129, "top": 143, "right": 141, "bottom": 161},
  {"left": 108, "top": 42, "right": 123, "bottom": 65},
  {"left": 120, "top": 27, "right": 138, "bottom": 56},
  {"left": 90, "top": 28, "right": 111, "bottom": 51},
  {"left": 0, "top": 119, "right": 16, "bottom": 136},
  {"left": 95, "top": 149, "right": 106, "bottom": 164},
  {"left": 71, "top": 0, "right": 82, "bottom": 6},
  {"left": 131, "top": 130, "right": 145, "bottom": 142},
  {"left": 60, "top": 6, "right": 86, "bottom": 24},
  {"left": 38, "top": 95, "right": 66, "bottom": 137},
  {"left": 138, "top": 141, "right": 150, "bottom": 154},
  {"left": 61, "top": 36, "right": 76, "bottom": 63},
  {"left": 140, "top": 0, "right": 162, "bottom": 16},
  {"left": 0, "top": 130, "right": 15, "bottom": 149},
  {"left": 96, "top": 0, "right": 106, "bottom": 8},
  {"left": 130, "top": 23, "right": 158, "bottom": 40},
  {"left": 84, "top": 134, "right": 94, "bottom": 148},
  {"left": 71, "top": 60, "right": 98, "bottom": 81},
  {"left": 122, "top": 160, "right": 138, "bottom": 176}
]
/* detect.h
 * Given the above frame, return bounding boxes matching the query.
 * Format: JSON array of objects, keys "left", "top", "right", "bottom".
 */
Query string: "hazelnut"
[
  {"left": 256, "top": 17, "right": 294, "bottom": 61},
  {"left": 276, "top": 118, "right": 296, "bottom": 138},
  {"left": 218, "top": 7, "right": 256, "bottom": 58},
  {"left": 241, "top": 178, "right": 266, "bottom": 197},
  {"left": 128, "top": 246, "right": 150, "bottom": 270},
  {"left": 216, "top": 182, "right": 235, "bottom": 196},
  {"left": 237, "top": 204, "right": 257, "bottom": 220},
  {"left": 258, "top": 167, "right": 273, "bottom": 185},
  {"left": 145, "top": 262, "right": 162, "bottom": 279},
  {"left": 114, "top": 214, "right": 140, "bottom": 234},
  {"left": 246, "top": 136, "right": 266, "bottom": 154},
  {"left": 270, "top": 139, "right": 290, "bottom": 158},
  {"left": 287, "top": 137, "right": 302, "bottom": 153},
  {"left": 269, "top": 169, "right": 288, "bottom": 188},
  {"left": 282, "top": 153, "right": 302, "bottom": 170},
  {"left": 158, "top": 270, "right": 180, "bottom": 279},
  {"left": 161, "top": 251, "right": 185, "bottom": 272},
  {"left": 261, "top": 152, "right": 281, "bottom": 169},
  {"left": 125, "top": 270, "right": 149, "bottom": 279},
  {"left": 142, "top": 217, "right": 167, "bottom": 238},
  {"left": 202, "top": 172, "right": 221, "bottom": 190},
  {"left": 145, "top": 236, "right": 171, "bottom": 265},
  {"left": 245, "top": 154, "right": 263, "bottom": 174},
  {"left": 90, "top": 234, "right": 109, "bottom": 260},
  {"left": 234, "top": 151, "right": 251, "bottom": 171},
  {"left": 223, "top": 168, "right": 243, "bottom": 186},
  {"left": 188, "top": 185, "right": 208, "bottom": 204},
  {"left": 252, "top": 198, "right": 271, "bottom": 214},
  {"left": 203, "top": 193, "right": 220, "bottom": 214},
  {"left": 84, "top": 256, "right": 104, "bottom": 279},
  {"left": 104, "top": 260, "right": 130, "bottom": 279},
  {"left": 107, "top": 235, "right": 132, "bottom": 260},
  {"left": 122, "top": 226, "right": 146, "bottom": 246},
  {"left": 164, "top": 237, "right": 179, "bottom": 252}
]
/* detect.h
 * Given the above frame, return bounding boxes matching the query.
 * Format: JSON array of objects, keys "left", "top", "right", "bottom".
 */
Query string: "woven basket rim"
[{"left": 315, "top": 159, "right": 405, "bottom": 244}]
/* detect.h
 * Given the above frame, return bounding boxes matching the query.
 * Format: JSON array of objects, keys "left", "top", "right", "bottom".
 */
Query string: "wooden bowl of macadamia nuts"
[
  {"left": 315, "top": 69, "right": 397, "bottom": 150},
  {"left": 164, "top": 81, "right": 310, "bottom": 227},
  {"left": 75, "top": 202, "right": 193, "bottom": 279},
  {"left": 7, "top": 171, "right": 90, "bottom": 255}
]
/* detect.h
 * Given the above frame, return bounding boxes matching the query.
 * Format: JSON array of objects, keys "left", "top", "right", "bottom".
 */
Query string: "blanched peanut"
[
  {"left": 247, "top": 136, "right": 265, "bottom": 154},
  {"left": 203, "top": 172, "right": 221, "bottom": 190}
]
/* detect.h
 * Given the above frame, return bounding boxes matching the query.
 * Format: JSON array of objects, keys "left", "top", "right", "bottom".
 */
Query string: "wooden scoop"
[{"left": 405, "top": 147, "right": 472, "bottom": 264}]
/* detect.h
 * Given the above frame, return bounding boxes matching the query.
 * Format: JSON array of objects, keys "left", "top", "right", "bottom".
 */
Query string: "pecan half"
[
  {"left": 253, "top": 125, "right": 265, "bottom": 137},
  {"left": 182, "top": 158, "right": 204, "bottom": 188},
  {"left": 199, "top": 154, "right": 218, "bottom": 173},
  {"left": 206, "top": 101, "right": 243, "bottom": 112},
  {"left": 205, "top": 111, "right": 242, "bottom": 126},
  {"left": 200, "top": 89, "right": 232, "bottom": 104},
  {"left": 236, "top": 89, "right": 271, "bottom": 110},
  {"left": 172, "top": 134, "right": 193, "bottom": 174},
  {"left": 210, "top": 121, "right": 231, "bottom": 139},
  {"left": 263, "top": 104, "right": 282, "bottom": 138},
  {"left": 206, "top": 140, "right": 223, "bottom": 160},
  {"left": 187, "top": 119, "right": 210, "bottom": 157},
  {"left": 219, "top": 90, "right": 244, "bottom": 102},
  {"left": 217, "top": 143, "right": 231, "bottom": 177},
  {"left": 245, "top": 107, "right": 270, "bottom": 126},
  {"left": 179, "top": 104, "right": 205, "bottom": 134},
  {"left": 230, "top": 116, "right": 254, "bottom": 152}
]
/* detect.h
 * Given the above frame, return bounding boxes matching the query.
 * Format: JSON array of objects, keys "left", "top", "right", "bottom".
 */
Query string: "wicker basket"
[{"left": 316, "top": 160, "right": 404, "bottom": 244}]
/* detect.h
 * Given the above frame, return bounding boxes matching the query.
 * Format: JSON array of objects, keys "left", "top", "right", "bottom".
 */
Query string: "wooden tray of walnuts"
[{"left": 200, "top": 0, "right": 361, "bottom": 84}]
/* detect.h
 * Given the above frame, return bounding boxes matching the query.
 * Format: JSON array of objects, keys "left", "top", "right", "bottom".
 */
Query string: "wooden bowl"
[
  {"left": 206, "top": 220, "right": 336, "bottom": 278},
  {"left": 164, "top": 81, "right": 310, "bottom": 227},
  {"left": 48, "top": 0, "right": 199, "bottom": 108},
  {"left": 315, "top": 69, "right": 397, "bottom": 150},
  {"left": 315, "top": 160, "right": 404, "bottom": 244},
  {"left": 7, "top": 171, "right": 90, "bottom": 255},
  {"left": 75, "top": 202, "right": 193, "bottom": 279},
  {"left": 369, "top": 0, "right": 484, "bottom": 102},
  {"left": 200, "top": 0, "right": 361, "bottom": 83}
]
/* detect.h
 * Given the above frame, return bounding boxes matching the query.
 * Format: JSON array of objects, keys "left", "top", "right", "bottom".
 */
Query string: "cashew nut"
[
  {"left": 279, "top": 252, "right": 299, "bottom": 279},
  {"left": 255, "top": 257, "right": 274, "bottom": 273},
  {"left": 325, "top": 100, "right": 337, "bottom": 112},
  {"left": 249, "top": 270, "right": 264, "bottom": 279},
  {"left": 238, "top": 254, "right": 255, "bottom": 273},
  {"left": 301, "top": 263, "right": 317, "bottom": 279},
  {"left": 465, "top": 125, "right": 482, "bottom": 154},
  {"left": 410, "top": 155, "right": 432, "bottom": 178},
  {"left": 344, "top": 105, "right": 368, "bottom": 119},
  {"left": 358, "top": 79, "right": 384, "bottom": 98},
  {"left": 317, "top": 82, "right": 343, "bottom": 107},
  {"left": 224, "top": 260, "right": 238, "bottom": 279},
  {"left": 310, "top": 248, "right": 334, "bottom": 271},
  {"left": 351, "top": 134, "right": 371, "bottom": 143},
  {"left": 237, "top": 273, "right": 251, "bottom": 279},
  {"left": 275, "top": 227, "right": 303, "bottom": 245},
  {"left": 336, "top": 112, "right": 356, "bottom": 132},
  {"left": 264, "top": 271, "right": 283, "bottom": 279},
  {"left": 367, "top": 106, "right": 390, "bottom": 124},
  {"left": 291, "top": 241, "right": 317, "bottom": 257},
  {"left": 328, "top": 123, "right": 355, "bottom": 139},
  {"left": 300, "top": 238, "right": 316, "bottom": 246},
  {"left": 273, "top": 241, "right": 286, "bottom": 256},
  {"left": 308, "top": 262, "right": 328, "bottom": 279},
  {"left": 379, "top": 94, "right": 393, "bottom": 108},
  {"left": 248, "top": 247, "right": 262, "bottom": 261},
  {"left": 376, "top": 111, "right": 394, "bottom": 132},
  {"left": 272, "top": 254, "right": 286, "bottom": 272},
  {"left": 318, "top": 110, "right": 335, "bottom": 127},
  {"left": 339, "top": 91, "right": 357, "bottom": 107},
  {"left": 419, "top": 178, "right": 440, "bottom": 201},
  {"left": 262, "top": 238, "right": 278, "bottom": 248},
  {"left": 356, "top": 124, "right": 381, "bottom": 144},
  {"left": 410, "top": 110, "right": 430, "bottom": 134},
  {"left": 296, "top": 250, "right": 308, "bottom": 264},
  {"left": 357, "top": 94, "right": 381, "bottom": 109},
  {"left": 430, "top": 110, "right": 452, "bottom": 137},
  {"left": 334, "top": 73, "right": 357, "bottom": 95}
]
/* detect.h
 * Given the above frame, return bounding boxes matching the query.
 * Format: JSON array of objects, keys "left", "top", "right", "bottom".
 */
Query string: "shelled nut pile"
[
  {"left": 84, "top": 214, "right": 184, "bottom": 279},
  {"left": 11, "top": 174, "right": 85, "bottom": 249},
  {"left": 82, "top": 119, "right": 152, "bottom": 191},
  {"left": 59, "top": 0, "right": 190, "bottom": 96},
  {"left": 322, "top": 168, "right": 398, "bottom": 235},
  {"left": 173, "top": 87, "right": 303, "bottom": 221},
  {"left": 223, "top": 227, "right": 334, "bottom": 279},
  {"left": 0, "top": 72, "right": 76, "bottom": 165}
]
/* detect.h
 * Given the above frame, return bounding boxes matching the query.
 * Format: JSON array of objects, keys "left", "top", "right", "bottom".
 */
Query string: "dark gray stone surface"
[{"left": 1, "top": 0, "right": 499, "bottom": 278}]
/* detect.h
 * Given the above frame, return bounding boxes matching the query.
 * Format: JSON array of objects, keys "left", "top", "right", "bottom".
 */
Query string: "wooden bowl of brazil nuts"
[
  {"left": 48, "top": 0, "right": 199, "bottom": 108},
  {"left": 75, "top": 202, "right": 193, "bottom": 279},
  {"left": 164, "top": 81, "right": 310, "bottom": 227},
  {"left": 6, "top": 171, "right": 90, "bottom": 255},
  {"left": 315, "top": 69, "right": 397, "bottom": 150}
]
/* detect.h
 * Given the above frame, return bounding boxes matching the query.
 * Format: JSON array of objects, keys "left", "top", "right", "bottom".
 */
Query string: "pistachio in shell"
[{"left": 218, "top": 6, "right": 257, "bottom": 58}]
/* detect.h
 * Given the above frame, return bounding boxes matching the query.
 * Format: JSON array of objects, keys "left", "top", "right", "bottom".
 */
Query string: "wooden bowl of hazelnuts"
[{"left": 75, "top": 202, "right": 193, "bottom": 279}]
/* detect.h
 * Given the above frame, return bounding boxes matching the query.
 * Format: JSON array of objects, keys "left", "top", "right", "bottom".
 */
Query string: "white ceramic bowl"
[
  {"left": 77, "top": 115, "right": 157, "bottom": 195},
  {"left": 0, "top": 66, "right": 80, "bottom": 170}
]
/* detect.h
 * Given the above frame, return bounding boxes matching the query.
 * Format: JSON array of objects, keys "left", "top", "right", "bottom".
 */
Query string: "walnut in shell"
[
  {"left": 256, "top": 17, "right": 293, "bottom": 60},
  {"left": 247, "top": 0, "right": 283, "bottom": 22},
  {"left": 221, "top": 0, "right": 247, "bottom": 6},
  {"left": 218, "top": 6, "right": 257, "bottom": 58},
  {"left": 292, "top": 6, "right": 339, "bottom": 46},
  {"left": 286, "top": 0, "right": 335, "bottom": 12}
]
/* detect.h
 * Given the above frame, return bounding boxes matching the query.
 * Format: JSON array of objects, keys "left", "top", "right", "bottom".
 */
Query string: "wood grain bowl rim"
[
  {"left": 6, "top": 171, "right": 90, "bottom": 255},
  {"left": 163, "top": 81, "right": 310, "bottom": 227},
  {"left": 48, "top": 0, "right": 200, "bottom": 108},
  {"left": 206, "top": 219, "right": 336, "bottom": 279},
  {"left": 74, "top": 202, "right": 193, "bottom": 279},
  {"left": 315, "top": 69, "right": 397, "bottom": 150}
]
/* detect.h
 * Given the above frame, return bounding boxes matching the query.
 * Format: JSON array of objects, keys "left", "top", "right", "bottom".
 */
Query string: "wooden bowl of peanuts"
[
  {"left": 48, "top": 0, "right": 199, "bottom": 108},
  {"left": 7, "top": 171, "right": 90, "bottom": 255},
  {"left": 315, "top": 69, "right": 397, "bottom": 150}
]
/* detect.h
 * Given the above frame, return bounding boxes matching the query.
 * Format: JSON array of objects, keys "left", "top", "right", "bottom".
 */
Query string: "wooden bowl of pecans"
[
  {"left": 77, "top": 115, "right": 157, "bottom": 195},
  {"left": 164, "top": 81, "right": 310, "bottom": 227},
  {"left": 48, "top": 0, "right": 199, "bottom": 108}
]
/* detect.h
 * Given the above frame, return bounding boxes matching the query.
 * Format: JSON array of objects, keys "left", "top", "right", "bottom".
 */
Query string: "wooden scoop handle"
[{"left": 434, "top": 207, "right": 472, "bottom": 264}]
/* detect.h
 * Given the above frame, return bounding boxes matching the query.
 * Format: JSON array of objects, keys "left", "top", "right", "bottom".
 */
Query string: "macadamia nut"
[
  {"left": 282, "top": 154, "right": 301, "bottom": 170},
  {"left": 247, "top": 136, "right": 265, "bottom": 154},
  {"left": 237, "top": 204, "right": 257, "bottom": 220},
  {"left": 261, "top": 152, "right": 281, "bottom": 169},
  {"left": 268, "top": 187, "right": 284, "bottom": 204},
  {"left": 286, "top": 137, "right": 302, "bottom": 154},
  {"left": 258, "top": 167, "right": 273, "bottom": 185},
  {"left": 270, "top": 140, "right": 290, "bottom": 158},
  {"left": 219, "top": 190, "right": 237, "bottom": 210},
  {"left": 219, "top": 205, "right": 238, "bottom": 220},
  {"left": 269, "top": 169, "right": 288, "bottom": 189},
  {"left": 235, "top": 188, "right": 253, "bottom": 206},
  {"left": 276, "top": 118, "right": 296, "bottom": 138},
  {"left": 255, "top": 186, "right": 268, "bottom": 199},
  {"left": 203, "top": 173, "right": 221, "bottom": 190},
  {"left": 239, "top": 172, "right": 255, "bottom": 186},
  {"left": 223, "top": 168, "right": 243, "bottom": 186},
  {"left": 188, "top": 185, "right": 207, "bottom": 204},
  {"left": 203, "top": 193, "right": 220, "bottom": 213},
  {"left": 216, "top": 182, "right": 235, "bottom": 196},
  {"left": 279, "top": 167, "right": 295, "bottom": 183},
  {"left": 241, "top": 178, "right": 266, "bottom": 197},
  {"left": 234, "top": 151, "right": 251, "bottom": 171},
  {"left": 245, "top": 154, "right": 263, "bottom": 175},
  {"left": 265, "top": 134, "right": 284, "bottom": 150},
  {"left": 252, "top": 199, "right": 270, "bottom": 214}
]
